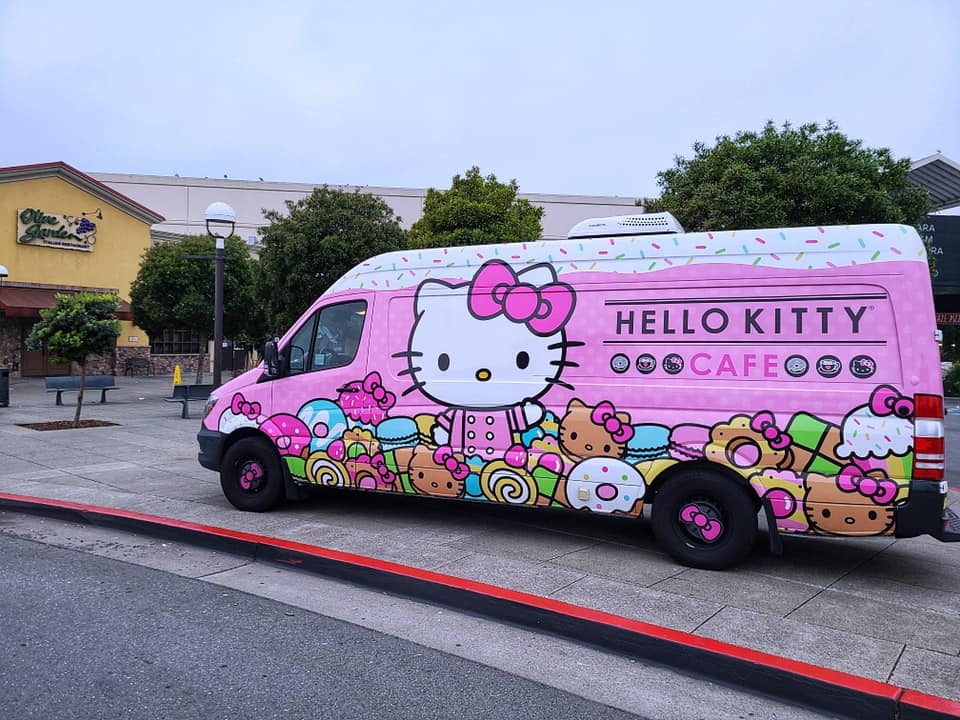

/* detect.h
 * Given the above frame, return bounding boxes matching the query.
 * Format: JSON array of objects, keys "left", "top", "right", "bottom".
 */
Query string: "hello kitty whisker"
[
  {"left": 392, "top": 350, "right": 424, "bottom": 358},
  {"left": 397, "top": 367, "right": 421, "bottom": 377},
  {"left": 547, "top": 340, "right": 586, "bottom": 351},
  {"left": 546, "top": 377, "right": 576, "bottom": 391},
  {"left": 401, "top": 381, "right": 426, "bottom": 397},
  {"left": 550, "top": 360, "right": 579, "bottom": 368}
]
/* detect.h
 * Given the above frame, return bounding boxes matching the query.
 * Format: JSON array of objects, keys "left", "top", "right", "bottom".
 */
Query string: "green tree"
[
  {"left": 26, "top": 293, "right": 121, "bottom": 427},
  {"left": 129, "top": 235, "right": 260, "bottom": 383},
  {"left": 644, "top": 121, "right": 931, "bottom": 232},
  {"left": 257, "top": 187, "right": 406, "bottom": 333},
  {"left": 407, "top": 166, "right": 544, "bottom": 249}
]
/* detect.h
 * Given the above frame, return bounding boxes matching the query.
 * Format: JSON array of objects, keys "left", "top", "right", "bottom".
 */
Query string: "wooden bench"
[
  {"left": 124, "top": 357, "right": 153, "bottom": 376},
  {"left": 45, "top": 375, "right": 118, "bottom": 405},
  {"left": 165, "top": 383, "right": 213, "bottom": 419}
]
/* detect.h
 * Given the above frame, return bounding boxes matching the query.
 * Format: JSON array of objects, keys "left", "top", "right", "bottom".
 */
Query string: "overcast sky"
[{"left": 1, "top": 1, "right": 957, "bottom": 199}]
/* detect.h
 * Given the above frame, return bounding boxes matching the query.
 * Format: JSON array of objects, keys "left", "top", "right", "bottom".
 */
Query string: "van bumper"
[
  {"left": 895, "top": 481, "right": 960, "bottom": 542},
  {"left": 197, "top": 428, "right": 225, "bottom": 471}
]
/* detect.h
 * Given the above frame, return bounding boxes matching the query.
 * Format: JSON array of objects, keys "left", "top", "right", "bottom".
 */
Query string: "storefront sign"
[
  {"left": 16, "top": 208, "right": 96, "bottom": 252},
  {"left": 921, "top": 215, "right": 960, "bottom": 287},
  {"left": 936, "top": 313, "right": 960, "bottom": 325}
]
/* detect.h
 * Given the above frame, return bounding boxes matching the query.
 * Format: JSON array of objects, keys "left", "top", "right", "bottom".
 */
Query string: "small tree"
[
  {"left": 26, "top": 293, "right": 121, "bottom": 427},
  {"left": 130, "top": 235, "right": 260, "bottom": 383},
  {"left": 407, "top": 166, "right": 544, "bottom": 249},
  {"left": 258, "top": 187, "right": 406, "bottom": 333}
]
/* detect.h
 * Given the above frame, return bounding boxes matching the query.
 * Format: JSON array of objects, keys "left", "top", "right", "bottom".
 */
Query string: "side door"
[{"left": 269, "top": 294, "right": 376, "bottom": 488}]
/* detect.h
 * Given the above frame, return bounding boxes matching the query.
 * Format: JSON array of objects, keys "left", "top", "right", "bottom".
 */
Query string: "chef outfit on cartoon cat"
[{"left": 403, "top": 259, "right": 577, "bottom": 458}]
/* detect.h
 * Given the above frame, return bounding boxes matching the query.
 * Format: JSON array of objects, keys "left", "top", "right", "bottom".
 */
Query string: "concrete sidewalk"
[{"left": 1, "top": 375, "right": 958, "bottom": 701}]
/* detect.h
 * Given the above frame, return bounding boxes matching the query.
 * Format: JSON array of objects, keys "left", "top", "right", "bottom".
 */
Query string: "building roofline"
[
  {"left": 90, "top": 171, "right": 640, "bottom": 206},
  {"left": 0, "top": 162, "right": 166, "bottom": 225}
]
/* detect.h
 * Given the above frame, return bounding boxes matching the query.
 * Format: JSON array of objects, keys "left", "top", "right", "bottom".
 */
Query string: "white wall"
[{"left": 92, "top": 172, "right": 641, "bottom": 242}]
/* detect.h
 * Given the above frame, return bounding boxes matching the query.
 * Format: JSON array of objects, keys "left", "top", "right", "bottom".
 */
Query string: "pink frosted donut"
[{"left": 261, "top": 413, "right": 310, "bottom": 457}]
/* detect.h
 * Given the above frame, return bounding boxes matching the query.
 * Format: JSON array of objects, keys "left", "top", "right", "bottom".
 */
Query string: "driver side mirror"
[{"left": 263, "top": 339, "right": 284, "bottom": 378}]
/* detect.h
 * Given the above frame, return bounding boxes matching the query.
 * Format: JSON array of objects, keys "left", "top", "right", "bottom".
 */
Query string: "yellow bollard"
[{"left": 173, "top": 364, "right": 182, "bottom": 386}]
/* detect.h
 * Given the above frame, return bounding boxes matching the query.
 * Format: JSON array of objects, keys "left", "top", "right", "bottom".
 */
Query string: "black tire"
[
  {"left": 220, "top": 436, "right": 285, "bottom": 512},
  {"left": 651, "top": 469, "right": 758, "bottom": 570}
]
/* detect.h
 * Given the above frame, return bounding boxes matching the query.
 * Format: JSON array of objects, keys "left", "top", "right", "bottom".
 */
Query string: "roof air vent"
[{"left": 567, "top": 212, "right": 684, "bottom": 239}]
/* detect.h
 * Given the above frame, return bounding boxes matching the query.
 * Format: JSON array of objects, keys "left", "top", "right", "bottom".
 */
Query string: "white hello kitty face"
[{"left": 402, "top": 262, "right": 577, "bottom": 410}]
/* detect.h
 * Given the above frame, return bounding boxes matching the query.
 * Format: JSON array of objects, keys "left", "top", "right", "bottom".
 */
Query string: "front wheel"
[
  {"left": 651, "top": 469, "right": 758, "bottom": 570},
  {"left": 220, "top": 436, "right": 284, "bottom": 512}
]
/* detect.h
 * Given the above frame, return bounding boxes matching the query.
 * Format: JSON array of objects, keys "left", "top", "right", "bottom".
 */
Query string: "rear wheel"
[
  {"left": 220, "top": 436, "right": 284, "bottom": 512},
  {"left": 651, "top": 469, "right": 758, "bottom": 569}
]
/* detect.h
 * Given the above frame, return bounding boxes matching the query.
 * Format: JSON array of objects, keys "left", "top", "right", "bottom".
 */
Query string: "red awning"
[{"left": 0, "top": 287, "right": 132, "bottom": 320}]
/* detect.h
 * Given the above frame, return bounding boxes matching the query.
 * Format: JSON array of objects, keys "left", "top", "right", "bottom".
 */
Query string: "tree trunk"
[
  {"left": 74, "top": 359, "right": 86, "bottom": 428},
  {"left": 195, "top": 334, "right": 207, "bottom": 384}
]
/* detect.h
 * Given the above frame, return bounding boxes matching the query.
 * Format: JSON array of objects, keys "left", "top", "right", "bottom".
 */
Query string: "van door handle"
[{"left": 336, "top": 385, "right": 358, "bottom": 394}]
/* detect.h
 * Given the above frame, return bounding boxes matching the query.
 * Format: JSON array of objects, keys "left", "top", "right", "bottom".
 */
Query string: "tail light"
[{"left": 913, "top": 393, "right": 945, "bottom": 481}]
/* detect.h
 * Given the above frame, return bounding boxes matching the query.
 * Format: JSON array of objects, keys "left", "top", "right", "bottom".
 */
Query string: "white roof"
[{"left": 327, "top": 223, "right": 927, "bottom": 294}]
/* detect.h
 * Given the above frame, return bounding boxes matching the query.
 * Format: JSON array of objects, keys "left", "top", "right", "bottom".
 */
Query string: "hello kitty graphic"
[{"left": 397, "top": 260, "right": 578, "bottom": 458}]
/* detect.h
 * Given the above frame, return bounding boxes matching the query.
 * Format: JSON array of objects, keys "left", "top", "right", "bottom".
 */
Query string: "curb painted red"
[{"left": 2, "top": 492, "right": 957, "bottom": 720}]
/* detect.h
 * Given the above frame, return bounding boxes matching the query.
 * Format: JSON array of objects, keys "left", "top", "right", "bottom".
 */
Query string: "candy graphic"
[
  {"left": 668, "top": 424, "right": 710, "bottom": 461},
  {"left": 261, "top": 413, "right": 310, "bottom": 457},
  {"left": 297, "top": 399, "right": 348, "bottom": 453},
  {"left": 479, "top": 461, "right": 538, "bottom": 505},
  {"left": 564, "top": 457, "right": 645, "bottom": 515},
  {"left": 376, "top": 417, "right": 420, "bottom": 451},
  {"left": 836, "top": 404, "right": 913, "bottom": 460},
  {"left": 748, "top": 468, "right": 808, "bottom": 532},
  {"left": 626, "top": 424, "right": 670, "bottom": 463},
  {"left": 305, "top": 450, "right": 350, "bottom": 487},
  {"left": 783, "top": 412, "right": 843, "bottom": 475}
]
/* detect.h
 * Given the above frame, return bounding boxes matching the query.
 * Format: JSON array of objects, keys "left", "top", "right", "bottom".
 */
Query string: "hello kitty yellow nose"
[{"left": 475, "top": 368, "right": 492, "bottom": 382}]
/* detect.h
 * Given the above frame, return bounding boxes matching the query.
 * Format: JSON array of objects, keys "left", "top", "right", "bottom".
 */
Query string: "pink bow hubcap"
[{"left": 679, "top": 501, "right": 724, "bottom": 544}]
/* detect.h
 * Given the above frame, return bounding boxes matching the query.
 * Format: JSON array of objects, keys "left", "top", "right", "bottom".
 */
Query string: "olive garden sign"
[{"left": 17, "top": 208, "right": 97, "bottom": 252}]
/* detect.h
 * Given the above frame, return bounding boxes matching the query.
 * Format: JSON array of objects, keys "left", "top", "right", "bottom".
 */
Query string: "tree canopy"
[
  {"left": 644, "top": 121, "right": 931, "bottom": 232},
  {"left": 129, "top": 235, "right": 260, "bottom": 380},
  {"left": 407, "top": 166, "right": 544, "bottom": 249},
  {"left": 257, "top": 186, "right": 406, "bottom": 333},
  {"left": 26, "top": 292, "right": 121, "bottom": 426}
]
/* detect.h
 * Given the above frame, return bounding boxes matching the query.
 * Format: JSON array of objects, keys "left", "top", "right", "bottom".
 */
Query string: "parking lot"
[{"left": 0, "top": 374, "right": 958, "bottom": 700}]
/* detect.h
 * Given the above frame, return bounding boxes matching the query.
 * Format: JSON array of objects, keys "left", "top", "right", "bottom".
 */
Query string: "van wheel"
[
  {"left": 651, "top": 469, "right": 757, "bottom": 570},
  {"left": 220, "top": 437, "right": 284, "bottom": 512}
]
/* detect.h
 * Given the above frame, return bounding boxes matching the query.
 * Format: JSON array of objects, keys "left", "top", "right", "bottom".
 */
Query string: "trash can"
[{"left": 0, "top": 368, "right": 9, "bottom": 407}]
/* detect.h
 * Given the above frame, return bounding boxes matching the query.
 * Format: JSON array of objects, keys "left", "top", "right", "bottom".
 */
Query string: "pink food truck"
[{"left": 197, "top": 213, "right": 958, "bottom": 568}]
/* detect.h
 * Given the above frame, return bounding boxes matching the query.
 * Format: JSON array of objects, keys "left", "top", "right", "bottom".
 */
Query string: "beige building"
[{"left": 89, "top": 172, "right": 642, "bottom": 248}]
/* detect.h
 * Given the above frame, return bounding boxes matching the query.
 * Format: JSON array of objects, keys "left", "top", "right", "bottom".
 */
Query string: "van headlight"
[{"left": 202, "top": 394, "right": 219, "bottom": 420}]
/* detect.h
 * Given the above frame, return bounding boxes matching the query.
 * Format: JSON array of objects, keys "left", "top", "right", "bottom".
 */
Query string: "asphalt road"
[{"left": 0, "top": 533, "right": 640, "bottom": 720}]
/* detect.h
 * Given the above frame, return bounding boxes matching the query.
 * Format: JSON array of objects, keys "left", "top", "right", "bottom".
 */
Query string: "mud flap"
[
  {"left": 934, "top": 507, "right": 960, "bottom": 542},
  {"left": 761, "top": 496, "right": 783, "bottom": 556}
]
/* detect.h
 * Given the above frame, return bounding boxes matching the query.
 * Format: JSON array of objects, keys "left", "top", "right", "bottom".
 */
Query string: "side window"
[
  {"left": 310, "top": 300, "right": 367, "bottom": 371},
  {"left": 286, "top": 311, "right": 318, "bottom": 375}
]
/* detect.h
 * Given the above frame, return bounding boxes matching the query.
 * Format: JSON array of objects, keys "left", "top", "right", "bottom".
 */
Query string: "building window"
[{"left": 151, "top": 329, "right": 202, "bottom": 355}]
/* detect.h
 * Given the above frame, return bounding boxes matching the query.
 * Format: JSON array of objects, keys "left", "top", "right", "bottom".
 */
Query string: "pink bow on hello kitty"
[
  {"left": 750, "top": 411, "right": 791, "bottom": 451},
  {"left": 467, "top": 260, "right": 574, "bottom": 336},
  {"left": 837, "top": 465, "right": 898, "bottom": 504},
  {"left": 869, "top": 385, "right": 914, "bottom": 419},
  {"left": 433, "top": 446, "right": 469, "bottom": 480},
  {"left": 590, "top": 401, "right": 634, "bottom": 442},
  {"left": 231, "top": 393, "right": 261, "bottom": 420},
  {"left": 358, "top": 453, "right": 396, "bottom": 486}
]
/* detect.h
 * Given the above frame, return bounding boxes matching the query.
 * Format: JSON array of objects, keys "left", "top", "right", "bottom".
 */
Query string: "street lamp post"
[{"left": 205, "top": 202, "right": 236, "bottom": 388}]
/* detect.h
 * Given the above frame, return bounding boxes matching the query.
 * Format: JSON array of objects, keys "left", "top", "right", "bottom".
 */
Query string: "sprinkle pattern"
[{"left": 327, "top": 224, "right": 927, "bottom": 294}]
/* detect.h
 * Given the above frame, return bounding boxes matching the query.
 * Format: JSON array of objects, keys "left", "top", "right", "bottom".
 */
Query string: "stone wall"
[{"left": 150, "top": 353, "right": 208, "bottom": 376}]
